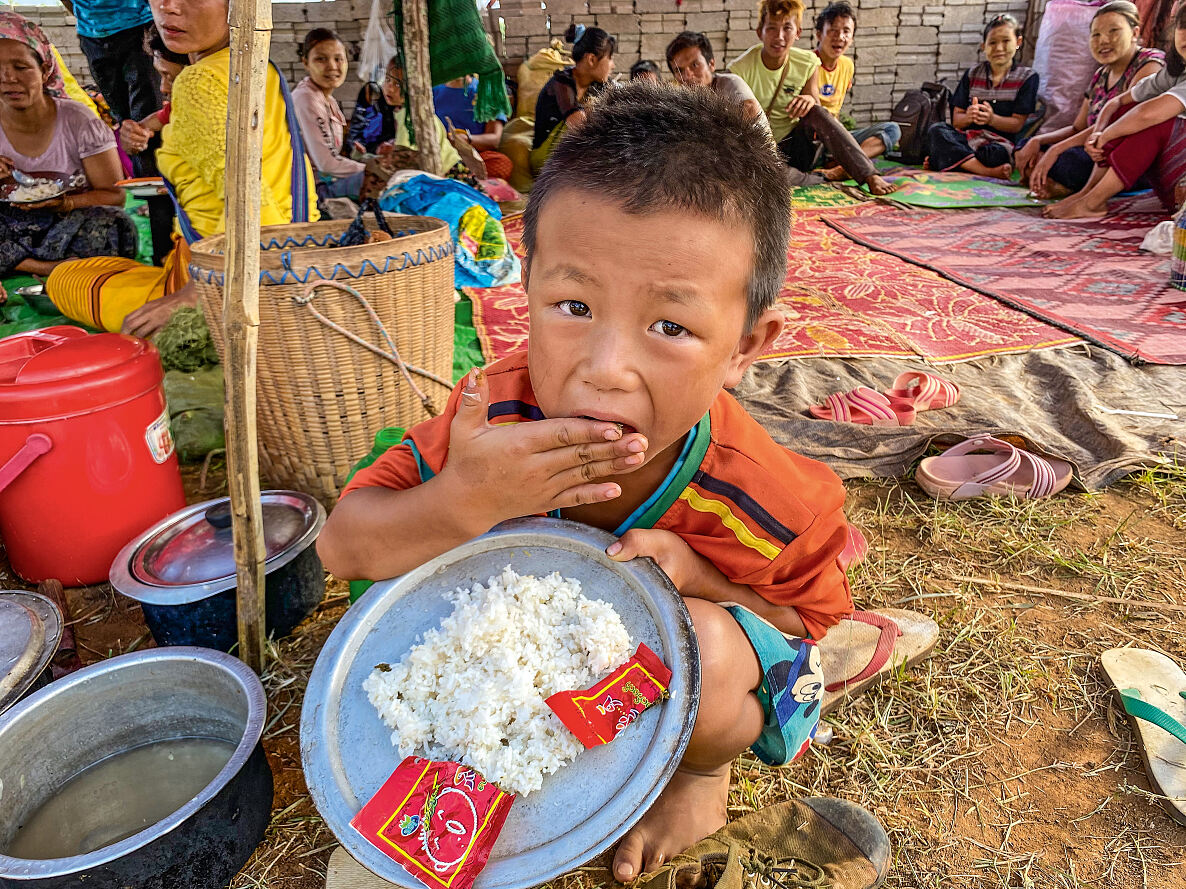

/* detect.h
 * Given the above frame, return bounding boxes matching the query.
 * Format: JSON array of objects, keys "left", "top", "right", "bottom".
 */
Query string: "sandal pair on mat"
[
  {"left": 916, "top": 434, "right": 1074, "bottom": 501},
  {"left": 1102, "top": 648, "right": 1186, "bottom": 826},
  {"left": 810, "top": 372, "right": 960, "bottom": 427}
]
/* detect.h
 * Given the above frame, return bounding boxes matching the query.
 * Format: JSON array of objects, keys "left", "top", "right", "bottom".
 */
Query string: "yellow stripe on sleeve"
[{"left": 678, "top": 488, "right": 782, "bottom": 561}]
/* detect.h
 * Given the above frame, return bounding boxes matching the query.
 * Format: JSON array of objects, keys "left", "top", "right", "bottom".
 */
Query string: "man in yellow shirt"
[
  {"left": 813, "top": 2, "right": 901, "bottom": 182},
  {"left": 728, "top": 0, "right": 893, "bottom": 194}
]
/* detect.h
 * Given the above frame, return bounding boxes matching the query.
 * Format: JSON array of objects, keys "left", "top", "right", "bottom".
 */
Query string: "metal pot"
[
  {"left": 109, "top": 491, "right": 326, "bottom": 651},
  {"left": 0, "top": 591, "right": 62, "bottom": 717},
  {"left": 0, "top": 647, "right": 273, "bottom": 889}
]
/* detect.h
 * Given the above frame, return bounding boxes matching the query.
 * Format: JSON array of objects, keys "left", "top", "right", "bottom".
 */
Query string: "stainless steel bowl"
[
  {"left": 301, "top": 517, "right": 700, "bottom": 889},
  {"left": 0, "top": 648, "right": 273, "bottom": 889}
]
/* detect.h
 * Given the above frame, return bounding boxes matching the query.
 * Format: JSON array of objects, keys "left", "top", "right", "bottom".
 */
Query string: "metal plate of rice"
[{"left": 301, "top": 517, "right": 700, "bottom": 889}]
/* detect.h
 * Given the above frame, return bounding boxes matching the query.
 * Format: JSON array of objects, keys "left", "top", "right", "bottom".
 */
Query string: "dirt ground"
[{"left": 3, "top": 457, "right": 1184, "bottom": 889}]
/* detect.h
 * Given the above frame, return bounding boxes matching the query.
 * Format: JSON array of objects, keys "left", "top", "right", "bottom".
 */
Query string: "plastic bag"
[
  {"left": 163, "top": 366, "right": 226, "bottom": 462},
  {"left": 1033, "top": 0, "right": 1105, "bottom": 133},
  {"left": 359, "top": 0, "right": 397, "bottom": 87}
]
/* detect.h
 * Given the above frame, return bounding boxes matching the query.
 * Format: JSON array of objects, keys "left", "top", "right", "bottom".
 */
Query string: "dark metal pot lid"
[
  {"left": 109, "top": 491, "right": 326, "bottom": 606},
  {"left": 0, "top": 591, "right": 63, "bottom": 715}
]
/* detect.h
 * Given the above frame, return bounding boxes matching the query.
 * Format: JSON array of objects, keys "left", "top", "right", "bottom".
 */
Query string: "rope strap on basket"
[{"left": 293, "top": 280, "right": 451, "bottom": 417}]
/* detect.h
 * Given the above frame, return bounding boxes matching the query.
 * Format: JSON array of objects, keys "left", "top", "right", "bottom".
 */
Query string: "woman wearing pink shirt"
[
  {"left": 0, "top": 11, "right": 133, "bottom": 277},
  {"left": 292, "top": 28, "right": 364, "bottom": 200}
]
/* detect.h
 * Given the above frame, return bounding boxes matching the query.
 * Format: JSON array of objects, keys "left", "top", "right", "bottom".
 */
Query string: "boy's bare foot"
[
  {"left": 612, "top": 766, "right": 730, "bottom": 882},
  {"left": 821, "top": 165, "right": 847, "bottom": 182},
  {"left": 865, "top": 174, "right": 897, "bottom": 196}
]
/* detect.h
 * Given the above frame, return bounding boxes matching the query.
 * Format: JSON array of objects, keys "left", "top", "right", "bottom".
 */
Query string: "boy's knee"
[{"left": 683, "top": 598, "right": 757, "bottom": 680}]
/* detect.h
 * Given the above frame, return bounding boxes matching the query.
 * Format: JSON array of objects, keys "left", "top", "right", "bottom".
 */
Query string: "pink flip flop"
[
  {"left": 915, "top": 434, "right": 1074, "bottom": 500},
  {"left": 885, "top": 371, "right": 961, "bottom": 412},
  {"left": 809, "top": 387, "right": 916, "bottom": 426}
]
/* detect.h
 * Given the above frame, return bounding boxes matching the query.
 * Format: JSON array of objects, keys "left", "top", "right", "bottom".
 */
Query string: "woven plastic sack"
[
  {"left": 359, "top": 0, "right": 397, "bottom": 87},
  {"left": 516, "top": 40, "right": 572, "bottom": 118},
  {"left": 1033, "top": 0, "right": 1105, "bottom": 133}
]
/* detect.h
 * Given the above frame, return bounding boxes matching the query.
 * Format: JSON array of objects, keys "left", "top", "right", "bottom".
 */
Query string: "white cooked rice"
[{"left": 363, "top": 565, "right": 634, "bottom": 796}]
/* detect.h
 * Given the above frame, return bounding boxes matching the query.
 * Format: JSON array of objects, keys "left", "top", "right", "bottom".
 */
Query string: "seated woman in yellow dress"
[{"left": 47, "top": 0, "right": 318, "bottom": 337}]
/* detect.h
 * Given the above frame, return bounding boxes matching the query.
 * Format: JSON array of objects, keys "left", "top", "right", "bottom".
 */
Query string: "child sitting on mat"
[
  {"left": 318, "top": 82, "right": 855, "bottom": 882},
  {"left": 926, "top": 13, "right": 1039, "bottom": 179}
]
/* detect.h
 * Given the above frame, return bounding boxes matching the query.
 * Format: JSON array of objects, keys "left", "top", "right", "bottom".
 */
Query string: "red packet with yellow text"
[
  {"left": 546, "top": 643, "right": 672, "bottom": 749},
  {"left": 350, "top": 757, "right": 514, "bottom": 889}
]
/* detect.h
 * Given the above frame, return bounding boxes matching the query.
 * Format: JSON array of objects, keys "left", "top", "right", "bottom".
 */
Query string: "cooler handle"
[{"left": 0, "top": 433, "right": 52, "bottom": 494}]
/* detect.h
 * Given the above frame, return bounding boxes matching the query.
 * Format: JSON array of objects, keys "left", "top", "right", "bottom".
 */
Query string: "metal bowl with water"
[
  {"left": 0, "top": 648, "right": 273, "bottom": 889},
  {"left": 301, "top": 517, "right": 700, "bottom": 889}
]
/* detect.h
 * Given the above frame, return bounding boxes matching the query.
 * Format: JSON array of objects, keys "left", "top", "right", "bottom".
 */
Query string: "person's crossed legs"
[
  {"left": 778, "top": 108, "right": 896, "bottom": 195},
  {"left": 612, "top": 598, "right": 823, "bottom": 881}
]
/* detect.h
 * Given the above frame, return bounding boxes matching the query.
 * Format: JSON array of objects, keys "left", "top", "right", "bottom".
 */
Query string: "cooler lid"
[
  {"left": 12, "top": 332, "right": 148, "bottom": 385},
  {"left": 111, "top": 491, "right": 326, "bottom": 605},
  {"left": 0, "top": 591, "right": 63, "bottom": 715}
]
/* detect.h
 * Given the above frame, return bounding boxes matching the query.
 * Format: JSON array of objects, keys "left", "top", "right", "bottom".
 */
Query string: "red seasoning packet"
[
  {"left": 350, "top": 757, "right": 514, "bottom": 889},
  {"left": 546, "top": 643, "right": 673, "bottom": 749}
]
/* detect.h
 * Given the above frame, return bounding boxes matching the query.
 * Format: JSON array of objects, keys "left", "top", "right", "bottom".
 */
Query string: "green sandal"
[{"left": 1101, "top": 647, "right": 1186, "bottom": 825}]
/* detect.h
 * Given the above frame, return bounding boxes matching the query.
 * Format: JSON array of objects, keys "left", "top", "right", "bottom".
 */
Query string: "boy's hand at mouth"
[{"left": 439, "top": 368, "right": 649, "bottom": 528}]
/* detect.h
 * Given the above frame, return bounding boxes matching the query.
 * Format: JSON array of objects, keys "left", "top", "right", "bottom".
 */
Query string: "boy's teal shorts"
[{"left": 724, "top": 604, "right": 823, "bottom": 766}]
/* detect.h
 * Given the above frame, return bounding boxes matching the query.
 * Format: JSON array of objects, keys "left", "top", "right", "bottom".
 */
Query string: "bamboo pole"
[
  {"left": 224, "top": 0, "right": 272, "bottom": 673},
  {"left": 403, "top": 0, "right": 441, "bottom": 175}
]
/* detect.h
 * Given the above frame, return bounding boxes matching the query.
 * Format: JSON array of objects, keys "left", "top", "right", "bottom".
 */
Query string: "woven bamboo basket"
[{"left": 189, "top": 216, "right": 455, "bottom": 506}]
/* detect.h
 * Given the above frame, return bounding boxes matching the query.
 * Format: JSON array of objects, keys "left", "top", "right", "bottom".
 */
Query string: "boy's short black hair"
[
  {"left": 630, "top": 59, "right": 661, "bottom": 79},
  {"left": 665, "top": 31, "right": 714, "bottom": 68},
  {"left": 814, "top": 2, "right": 856, "bottom": 33},
  {"left": 522, "top": 82, "right": 791, "bottom": 331}
]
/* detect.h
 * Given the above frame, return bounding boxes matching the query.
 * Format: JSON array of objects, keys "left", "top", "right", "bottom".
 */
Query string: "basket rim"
[
  {"left": 188, "top": 215, "right": 450, "bottom": 267},
  {"left": 187, "top": 215, "right": 454, "bottom": 285}
]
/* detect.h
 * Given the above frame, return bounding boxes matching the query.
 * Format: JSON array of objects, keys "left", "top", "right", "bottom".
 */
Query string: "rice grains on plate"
[{"left": 363, "top": 566, "right": 634, "bottom": 796}]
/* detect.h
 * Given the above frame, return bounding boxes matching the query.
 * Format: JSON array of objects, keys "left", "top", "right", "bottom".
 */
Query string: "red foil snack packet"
[
  {"left": 350, "top": 757, "right": 514, "bottom": 889},
  {"left": 546, "top": 643, "right": 673, "bottom": 749}
]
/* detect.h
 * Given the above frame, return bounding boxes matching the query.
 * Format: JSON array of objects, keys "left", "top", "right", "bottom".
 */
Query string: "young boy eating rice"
[{"left": 318, "top": 82, "right": 854, "bottom": 881}]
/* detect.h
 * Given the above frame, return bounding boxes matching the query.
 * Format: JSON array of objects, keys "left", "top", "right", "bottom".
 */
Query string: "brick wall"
[
  {"left": 493, "top": 0, "right": 1047, "bottom": 126},
  {"left": 20, "top": 0, "right": 1047, "bottom": 128}
]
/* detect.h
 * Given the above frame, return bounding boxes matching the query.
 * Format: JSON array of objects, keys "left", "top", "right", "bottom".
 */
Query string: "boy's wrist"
[{"left": 433, "top": 466, "right": 511, "bottom": 539}]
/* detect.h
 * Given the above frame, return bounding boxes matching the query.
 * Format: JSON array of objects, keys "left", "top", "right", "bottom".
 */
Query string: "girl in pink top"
[
  {"left": 0, "top": 11, "right": 134, "bottom": 278},
  {"left": 292, "top": 28, "right": 364, "bottom": 201}
]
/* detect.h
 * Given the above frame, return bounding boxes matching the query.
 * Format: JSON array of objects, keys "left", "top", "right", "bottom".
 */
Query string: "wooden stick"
[
  {"left": 944, "top": 575, "right": 1186, "bottom": 615},
  {"left": 403, "top": 0, "right": 441, "bottom": 175},
  {"left": 225, "top": 0, "right": 272, "bottom": 673}
]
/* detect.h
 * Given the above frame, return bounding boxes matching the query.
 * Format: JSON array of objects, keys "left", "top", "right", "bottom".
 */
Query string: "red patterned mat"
[
  {"left": 826, "top": 202, "right": 1185, "bottom": 365},
  {"left": 466, "top": 212, "right": 1079, "bottom": 364}
]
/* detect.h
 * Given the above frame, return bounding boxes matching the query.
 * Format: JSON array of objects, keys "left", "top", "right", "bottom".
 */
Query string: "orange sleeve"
[
  {"left": 730, "top": 487, "right": 853, "bottom": 641},
  {"left": 659, "top": 394, "right": 854, "bottom": 640}
]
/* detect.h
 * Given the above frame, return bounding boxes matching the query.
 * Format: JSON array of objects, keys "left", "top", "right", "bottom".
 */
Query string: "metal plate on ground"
[{"left": 301, "top": 517, "right": 700, "bottom": 889}]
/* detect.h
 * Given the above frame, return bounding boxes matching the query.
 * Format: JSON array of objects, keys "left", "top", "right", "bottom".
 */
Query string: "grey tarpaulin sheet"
[{"left": 734, "top": 344, "right": 1185, "bottom": 491}]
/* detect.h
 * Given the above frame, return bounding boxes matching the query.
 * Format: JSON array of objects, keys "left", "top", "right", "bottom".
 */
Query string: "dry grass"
[{"left": 230, "top": 474, "right": 1186, "bottom": 889}]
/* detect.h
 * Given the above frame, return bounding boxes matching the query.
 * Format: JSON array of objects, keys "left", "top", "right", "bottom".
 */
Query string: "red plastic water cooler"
[{"left": 0, "top": 326, "right": 187, "bottom": 584}]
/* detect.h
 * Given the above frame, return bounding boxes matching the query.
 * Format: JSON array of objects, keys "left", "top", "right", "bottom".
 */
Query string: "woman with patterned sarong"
[
  {"left": 1046, "top": 4, "right": 1186, "bottom": 219},
  {"left": 0, "top": 12, "right": 134, "bottom": 278},
  {"left": 46, "top": 0, "right": 317, "bottom": 336},
  {"left": 1016, "top": 1, "right": 1163, "bottom": 199}
]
